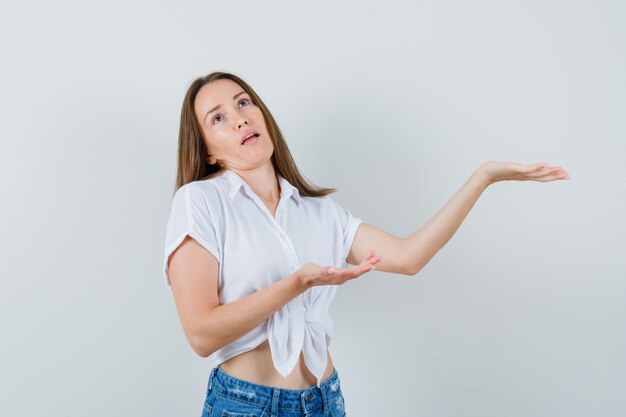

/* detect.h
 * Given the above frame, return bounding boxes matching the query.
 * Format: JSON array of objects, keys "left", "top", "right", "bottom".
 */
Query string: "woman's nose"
[{"left": 235, "top": 116, "right": 248, "bottom": 129}]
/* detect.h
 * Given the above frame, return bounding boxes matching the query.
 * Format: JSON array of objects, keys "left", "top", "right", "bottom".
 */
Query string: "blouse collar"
[{"left": 222, "top": 169, "right": 302, "bottom": 207}]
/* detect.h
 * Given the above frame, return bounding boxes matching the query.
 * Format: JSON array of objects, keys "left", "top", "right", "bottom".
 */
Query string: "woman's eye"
[{"left": 211, "top": 99, "right": 250, "bottom": 125}]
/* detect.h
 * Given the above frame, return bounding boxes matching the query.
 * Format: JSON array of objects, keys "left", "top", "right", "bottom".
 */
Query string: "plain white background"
[{"left": 1, "top": 1, "right": 625, "bottom": 416}]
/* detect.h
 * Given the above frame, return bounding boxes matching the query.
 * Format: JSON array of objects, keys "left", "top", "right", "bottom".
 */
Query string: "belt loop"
[
  {"left": 270, "top": 388, "right": 280, "bottom": 417},
  {"left": 319, "top": 385, "right": 327, "bottom": 415},
  {"left": 207, "top": 367, "right": 217, "bottom": 392}
]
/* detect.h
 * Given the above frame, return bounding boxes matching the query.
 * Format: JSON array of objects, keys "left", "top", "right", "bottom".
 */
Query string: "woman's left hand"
[{"left": 478, "top": 161, "right": 570, "bottom": 185}]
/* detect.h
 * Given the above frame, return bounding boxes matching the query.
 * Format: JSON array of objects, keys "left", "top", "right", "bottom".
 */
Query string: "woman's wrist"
[
  {"left": 473, "top": 164, "right": 494, "bottom": 189},
  {"left": 292, "top": 270, "right": 311, "bottom": 292}
]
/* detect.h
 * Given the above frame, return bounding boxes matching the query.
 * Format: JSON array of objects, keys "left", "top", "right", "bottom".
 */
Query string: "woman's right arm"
[
  {"left": 168, "top": 234, "right": 381, "bottom": 357},
  {"left": 168, "top": 235, "right": 309, "bottom": 357}
]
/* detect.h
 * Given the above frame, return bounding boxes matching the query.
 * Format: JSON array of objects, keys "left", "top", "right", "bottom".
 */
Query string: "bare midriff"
[{"left": 219, "top": 339, "right": 335, "bottom": 389}]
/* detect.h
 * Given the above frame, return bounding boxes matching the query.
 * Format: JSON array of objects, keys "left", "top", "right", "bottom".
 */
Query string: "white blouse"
[{"left": 162, "top": 169, "right": 363, "bottom": 387}]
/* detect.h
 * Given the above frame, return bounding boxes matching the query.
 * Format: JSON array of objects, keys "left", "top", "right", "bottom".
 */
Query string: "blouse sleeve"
[
  {"left": 162, "top": 185, "right": 221, "bottom": 287},
  {"left": 330, "top": 197, "right": 364, "bottom": 267}
]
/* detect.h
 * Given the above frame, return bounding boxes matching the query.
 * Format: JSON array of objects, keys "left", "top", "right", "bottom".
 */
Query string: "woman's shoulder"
[
  {"left": 174, "top": 173, "right": 228, "bottom": 208},
  {"left": 299, "top": 193, "right": 344, "bottom": 218}
]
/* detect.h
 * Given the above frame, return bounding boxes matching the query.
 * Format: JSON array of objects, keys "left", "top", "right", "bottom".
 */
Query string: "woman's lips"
[{"left": 242, "top": 133, "right": 259, "bottom": 145}]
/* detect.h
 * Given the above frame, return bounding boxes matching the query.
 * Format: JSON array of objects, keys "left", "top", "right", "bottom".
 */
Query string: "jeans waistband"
[{"left": 207, "top": 365, "right": 342, "bottom": 414}]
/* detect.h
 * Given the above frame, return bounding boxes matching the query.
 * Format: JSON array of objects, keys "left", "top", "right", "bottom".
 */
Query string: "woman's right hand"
[{"left": 297, "top": 250, "right": 382, "bottom": 288}]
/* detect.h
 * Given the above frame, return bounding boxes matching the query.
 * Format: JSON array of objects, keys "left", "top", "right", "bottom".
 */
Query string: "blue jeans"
[{"left": 201, "top": 364, "right": 347, "bottom": 417}]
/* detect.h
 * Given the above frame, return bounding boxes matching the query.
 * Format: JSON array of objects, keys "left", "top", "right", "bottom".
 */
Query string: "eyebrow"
[{"left": 204, "top": 91, "right": 247, "bottom": 122}]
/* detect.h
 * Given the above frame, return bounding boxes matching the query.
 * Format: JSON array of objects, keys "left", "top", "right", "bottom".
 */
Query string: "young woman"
[{"left": 163, "top": 71, "right": 570, "bottom": 417}]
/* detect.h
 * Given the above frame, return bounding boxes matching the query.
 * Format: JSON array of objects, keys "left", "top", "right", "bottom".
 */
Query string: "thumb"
[{"left": 327, "top": 267, "right": 336, "bottom": 274}]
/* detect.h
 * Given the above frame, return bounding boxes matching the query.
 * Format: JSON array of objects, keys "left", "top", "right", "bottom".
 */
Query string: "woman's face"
[{"left": 194, "top": 78, "right": 274, "bottom": 171}]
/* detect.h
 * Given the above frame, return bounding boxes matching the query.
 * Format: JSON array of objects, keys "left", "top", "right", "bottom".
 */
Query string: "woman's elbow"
[
  {"left": 190, "top": 334, "right": 215, "bottom": 358},
  {"left": 402, "top": 261, "right": 425, "bottom": 276}
]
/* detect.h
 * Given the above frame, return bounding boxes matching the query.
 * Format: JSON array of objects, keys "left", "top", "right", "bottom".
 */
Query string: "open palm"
[{"left": 480, "top": 161, "right": 570, "bottom": 184}]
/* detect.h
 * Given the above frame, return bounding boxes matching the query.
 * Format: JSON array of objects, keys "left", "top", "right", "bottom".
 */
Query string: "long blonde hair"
[{"left": 173, "top": 71, "right": 337, "bottom": 198}]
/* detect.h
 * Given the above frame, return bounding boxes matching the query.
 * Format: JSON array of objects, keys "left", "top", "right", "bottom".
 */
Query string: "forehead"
[{"left": 195, "top": 79, "right": 246, "bottom": 113}]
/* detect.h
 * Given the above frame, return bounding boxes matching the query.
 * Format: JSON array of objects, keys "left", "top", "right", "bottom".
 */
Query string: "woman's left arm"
[{"left": 346, "top": 161, "right": 570, "bottom": 276}]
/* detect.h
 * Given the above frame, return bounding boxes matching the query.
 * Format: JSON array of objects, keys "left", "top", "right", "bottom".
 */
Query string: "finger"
[
  {"left": 552, "top": 170, "right": 570, "bottom": 180},
  {"left": 361, "top": 264, "right": 377, "bottom": 275},
  {"left": 517, "top": 162, "right": 542, "bottom": 173},
  {"left": 528, "top": 166, "right": 564, "bottom": 179},
  {"left": 352, "top": 263, "right": 371, "bottom": 273},
  {"left": 541, "top": 167, "right": 567, "bottom": 178},
  {"left": 336, "top": 263, "right": 377, "bottom": 281},
  {"left": 347, "top": 263, "right": 375, "bottom": 276},
  {"left": 359, "top": 255, "right": 381, "bottom": 268},
  {"left": 503, "top": 164, "right": 550, "bottom": 180},
  {"left": 359, "top": 263, "right": 377, "bottom": 273},
  {"left": 537, "top": 170, "right": 569, "bottom": 182}
]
